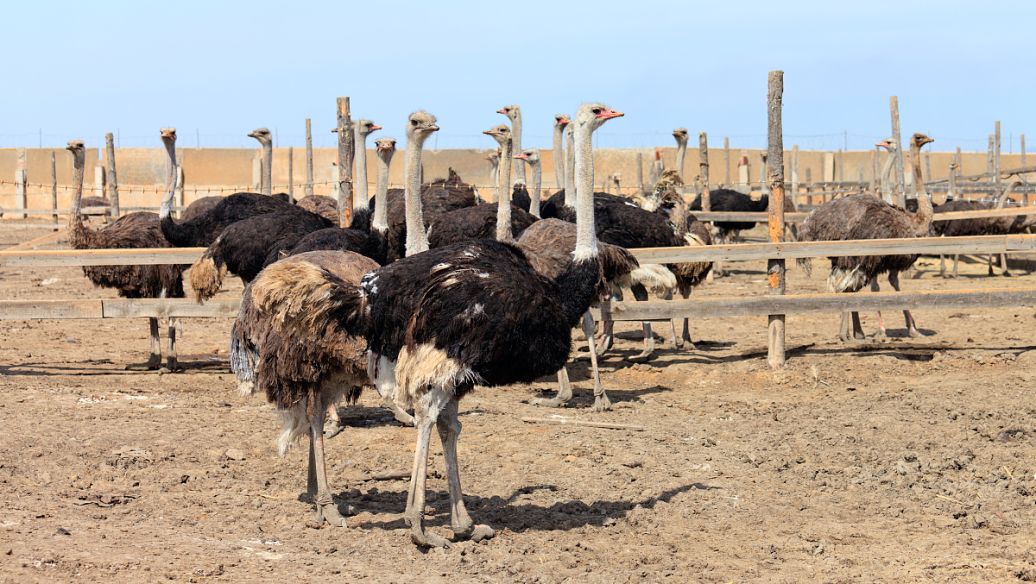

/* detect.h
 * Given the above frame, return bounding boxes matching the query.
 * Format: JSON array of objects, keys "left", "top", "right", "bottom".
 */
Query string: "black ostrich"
[
  {"left": 427, "top": 125, "right": 537, "bottom": 248},
  {"left": 689, "top": 188, "right": 769, "bottom": 242},
  {"left": 374, "top": 168, "right": 479, "bottom": 262},
  {"left": 798, "top": 133, "right": 936, "bottom": 340},
  {"left": 66, "top": 139, "right": 187, "bottom": 371},
  {"left": 158, "top": 128, "right": 295, "bottom": 248}
]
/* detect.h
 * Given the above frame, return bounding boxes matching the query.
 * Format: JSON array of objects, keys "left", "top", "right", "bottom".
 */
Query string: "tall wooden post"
[
  {"left": 890, "top": 96, "right": 906, "bottom": 207},
  {"left": 993, "top": 121, "right": 1002, "bottom": 194},
  {"left": 790, "top": 144, "right": 799, "bottom": 205},
  {"left": 287, "top": 146, "right": 295, "bottom": 203},
  {"left": 334, "top": 97, "right": 354, "bottom": 227},
  {"left": 723, "top": 136, "right": 731, "bottom": 186},
  {"left": 636, "top": 152, "right": 644, "bottom": 195},
  {"left": 986, "top": 135, "right": 994, "bottom": 179},
  {"left": 15, "top": 148, "right": 28, "bottom": 219},
  {"left": 304, "top": 118, "right": 315, "bottom": 197},
  {"left": 766, "top": 70, "right": 786, "bottom": 370},
  {"left": 1021, "top": 134, "right": 1027, "bottom": 167},
  {"left": 50, "top": 151, "right": 58, "bottom": 228},
  {"left": 105, "top": 132, "right": 120, "bottom": 217},
  {"left": 699, "top": 132, "right": 711, "bottom": 211}
]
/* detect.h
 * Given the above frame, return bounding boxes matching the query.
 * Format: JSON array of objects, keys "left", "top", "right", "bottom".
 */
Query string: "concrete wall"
[{"left": 0, "top": 145, "right": 1024, "bottom": 213}]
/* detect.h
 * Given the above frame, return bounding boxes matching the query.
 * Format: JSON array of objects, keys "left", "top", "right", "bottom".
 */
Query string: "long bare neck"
[
  {"left": 404, "top": 140, "right": 429, "bottom": 255},
  {"left": 529, "top": 160, "right": 542, "bottom": 218},
  {"left": 511, "top": 113, "right": 525, "bottom": 183},
  {"left": 160, "top": 141, "right": 177, "bottom": 219},
  {"left": 373, "top": 150, "right": 393, "bottom": 232},
  {"left": 564, "top": 126, "right": 576, "bottom": 207},
  {"left": 880, "top": 149, "right": 895, "bottom": 201},
  {"left": 552, "top": 126, "right": 565, "bottom": 190},
  {"left": 262, "top": 141, "right": 272, "bottom": 196},
  {"left": 68, "top": 150, "right": 92, "bottom": 248},
  {"left": 495, "top": 138, "right": 513, "bottom": 241},
  {"left": 675, "top": 140, "right": 686, "bottom": 177},
  {"left": 573, "top": 122, "right": 598, "bottom": 260},
  {"left": 355, "top": 129, "right": 369, "bottom": 210},
  {"left": 910, "top": 143, "right": 933, "bottom": 231}
]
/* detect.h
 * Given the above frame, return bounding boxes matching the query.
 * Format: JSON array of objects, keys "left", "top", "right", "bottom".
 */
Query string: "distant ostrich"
[
  {"left": 798, "top": 133, "right": 936, "bottom": 340},
  {"left": 497, "top": 104, "right": 525, "bottom": 183},
  {"left": 672, "top": 128, "right": 688, "bottom": 182},
  {"left": 159, "top": 129, "right": 294, "bottom": 248},
  {"left": 486, "top": 149, "right": 500, "bottom": 190},
  {"left": 379, "top": 169, "right": 480, "bottom": 262},
  {"left": 426, "top": 125, "right": 537, "bottom": 247},
  {"left": 66, "top": 139, "right": 186, "bottom": 371},
  {"left": 515, "top": 149, "right": 543, "bottom": 217},
  {"left": 248, "top": 128, "right": 274, "bottom": 196},
  {"left": 934, "top": 178, "right": 1031, "bottom": 278},
  {"left": 295, "top": 195, "right": 339, "bottom": 223},
  {"left": 689, "top": 188, "right": 770, "bottom": 243},
  {"left": 552, "top": 114, "right": 570, "bottom": 192},
  {"left": 348, "top": 119, "right": 382, "bottom": 232}
]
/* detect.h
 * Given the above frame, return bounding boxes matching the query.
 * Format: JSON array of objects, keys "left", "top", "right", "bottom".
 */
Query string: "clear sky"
[{"left": 2, "top": 0, "right": 1031, "bottom": 153}]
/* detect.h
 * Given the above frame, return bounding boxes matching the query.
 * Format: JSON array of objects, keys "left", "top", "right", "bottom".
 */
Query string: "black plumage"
[
  {"left": 278, "top": 225, "right": 389, "bottom": 266},
  {"left": 689, "top": 188, "right": 769, "bottom": 240},
  {"left": 427, "top": 203, "right": 537, "bottom": 248},
  {"left": 161, "top": 191, "right": 295, "bottom": 247}
]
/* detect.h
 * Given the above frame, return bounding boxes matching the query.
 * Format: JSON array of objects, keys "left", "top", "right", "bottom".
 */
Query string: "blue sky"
[{"left": 2, "top": 1, "right": 1031, "bottom": 152}]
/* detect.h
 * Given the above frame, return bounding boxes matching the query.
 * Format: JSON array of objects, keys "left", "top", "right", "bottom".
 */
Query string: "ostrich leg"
[
  {"left": 308, "top": 399, "right": 347, "bottom": 526},
  {"left": 436, "top": 398, "right": 493, "bottom": 542},
  {"left": 532, "top": 367, "right": 573, "bottom": 408},
  {"left": 165, "top": 317, "right": 179, "bottom": 371},
  {"left": 952, "top": 254, "right": 960, "bottom": 278},
  {"left": 584, "top": 311, "right": 611, "bottom": 411},
  {"left": 128, "top": 317, "right": 162, "bottom": 370},
  {"left": 679, "top": 286, "right": 695, "bottom": 349},
  {"left": 627, "top": 284, "right": 655, "bottom": 363},
  {"left": 871, "top": 280, "right": 888, "bottom": 339},
  {"left": 665, "top": 288, "right": 681, "bottom": 348},
  {"left": 323, "top": 403, "right": 343, "bottom": 439},
  {"left": 1000, "top": 253, "right": 1012, "bottom": 277},
  {"left": 405, "top": 392, "right": 451, "bottom": 548},
  {"left": 850, "top": 312, "right": 866, "bottom": 340},
  {"left": 595, "top": 291, "right": 618, "bottom": 355},
  {"left": 888, "top": 271, "right": 923, "bottom": 337}
]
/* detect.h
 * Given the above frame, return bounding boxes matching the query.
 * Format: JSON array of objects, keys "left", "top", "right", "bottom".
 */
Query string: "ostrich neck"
[
  {"left": 404, "top": 139, "right": 429, "bottom": 256},
  {"left": 262, "top": 141, "right": 272, "bottom": 196},
  {"left": 495, "top": 138, "right": 513, "bottom": 242},
  {"left": 511, "top": 114, "right": 525, "bottom": 183},
  {"left": 564, "top": 127, "right": 576, "bottom": 207},
  {"left": 529, "top": 161, "right": 542, "bottom": 218},
  {"left": 372, "top": 151, "right": 392, "bottom": 232},
  {"left": 68, "top": 150, "right": 92, "bottom": 248},
  {"left": 573, "top": 121, "right": 598, "bottom": 260},
  {"left": 910, "top": 143, "right": 933, "bottom": 231},
  {"left": 552, "top": 126, "right": 565, "bottom": 191},
  {"left": 160, "top": 142, "right": 177, "bottom": 219},
  {"left": 675, "top": 140, "right": 686, "bottom": 178},
  {"left": 354, "top": 129, "right": 369, "bottom": 210}
]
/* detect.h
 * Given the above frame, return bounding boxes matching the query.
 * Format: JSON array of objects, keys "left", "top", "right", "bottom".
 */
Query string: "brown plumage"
[
  {"left": 65, "top": 140, "right": 186, "bottom": 370},
  {"left": 296, "top": 195, "right": 339, "bottom": 223},
  {"left": 182, "top": 196, "right": 223, "bottom": 222}
]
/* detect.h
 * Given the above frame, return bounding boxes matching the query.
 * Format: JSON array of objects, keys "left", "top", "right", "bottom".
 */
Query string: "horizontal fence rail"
[{"left": 3, "top": 234, "right": 1036, "bottom": 267}]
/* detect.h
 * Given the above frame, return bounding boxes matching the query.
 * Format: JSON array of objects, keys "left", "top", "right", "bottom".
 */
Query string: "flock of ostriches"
[{"left": 59, "top": 103, "right": 1029, "bottom": 547}]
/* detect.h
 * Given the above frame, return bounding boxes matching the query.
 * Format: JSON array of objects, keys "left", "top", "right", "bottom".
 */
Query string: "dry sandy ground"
[{"left": 1, "top": 224, "right": 1034, "bottom": 583}]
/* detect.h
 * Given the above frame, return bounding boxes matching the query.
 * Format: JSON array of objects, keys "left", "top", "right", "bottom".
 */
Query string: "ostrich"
[
  {"left": 348, "top": 119, "right": 382, "bottom": 232},
  {"left": 247, "top": 128, "right": 274, "bottom": 196},
  {"left": 379, "top": 168, "right": 480, "bottom": 262},
  {"left": 426, "top": 125, "right": 537, "bottom": 248},
  {"left": 552, "top": 114, "right": 570, "bottom": 192},
  {"left": 66, "top": 140, "right": 186, "bottom": 371},
  {"left": 159, "top": 129, "right": 294, "bottom": 248},
  {"left": 798, "top": 133, "right": 936, "bottom": 340},
  {"left": 486, "top": 149, "right": 500, "bottom": 190},
  {"left": 497, "top": 104, "right": 525, "bottom": 183},
  {"left": 672, "top": 128, "right": 688, "bottom": 182},
  {"left": 934, "top": 179, "right": 1032, "bottom": 278},
  {"left": 515, "top": 149, "right": 543, "bottom": 217},
  {"left": 281, "top": 137, "right": 397, "bottom": 263},
  {"left": 295, "top": 195, "right": 339, "bottom": 223},
  {"left": 689, "top": 188, "right": 770, "bottom": 243}
]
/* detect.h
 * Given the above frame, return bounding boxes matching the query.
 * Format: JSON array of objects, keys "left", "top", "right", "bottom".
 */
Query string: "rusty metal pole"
[{"left": 767, "top": 70, "right": 786, "bottom": 370}]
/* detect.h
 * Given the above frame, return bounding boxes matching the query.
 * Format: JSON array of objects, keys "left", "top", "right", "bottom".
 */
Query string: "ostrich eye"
[
  {"left": 592, "top": 107, "right": 601, "bottom": 114},
  {"left": 411, "top": 120, "right": 418, "bottom": 126}
]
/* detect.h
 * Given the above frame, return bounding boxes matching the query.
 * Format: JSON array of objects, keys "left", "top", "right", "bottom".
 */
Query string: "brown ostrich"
[
  {"left": 798, "top": 133, "right": 935, "bottom": 340},
  {"left": 515, "top": 149, "right": 543, "bottom": 217},
  {"left": 66, "top": 140, "right": 187, "bottom": 370}
]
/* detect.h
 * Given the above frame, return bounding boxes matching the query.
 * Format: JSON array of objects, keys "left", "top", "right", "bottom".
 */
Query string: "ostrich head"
[
  {"left": 554, "top": 114, "right": 570, "bottom": 129},
  {"left": 483, "top": 124, "right": 512, "bottom": 148},
  {"left": 247, "top": 127, "right": 272, "bottom": 145},
  {"left": 577, "top": 103, "right": 623, "bottom": 131},
  {"left": 160, "top": 127, "right": 177, "bottom": 143},
  {"left": 911, "top": 133, "right": 934, "bottom": 149},
  {"left": 513, "top": 149, "right": 540, "bottom": 165},
  {"left": 497, "top": 105, "right": 521, "bottom": 123},
  {"left": 875, "top": 137, "right": 896, "bottom": 151},
  {"left": 375, "top": 137, "right": 396, "bottom": 155},
  {"left": 66, "top": 139, "right": 84, "bottom": 154},
  {"left": 357, "top": 119, "right": 382, "bottom": 137},
  {"left": 486, "top": 149, "right": 501, "bottom": 163},
  {"left": 672, "top": 127, "right": 689, "bottom": 146},
  {"left": 406, "top": 110, "right": 439, "bottom": 145}
]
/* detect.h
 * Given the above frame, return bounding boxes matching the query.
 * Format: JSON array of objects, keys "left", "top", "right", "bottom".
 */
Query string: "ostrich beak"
[
  {"left": 370, "top": 125, "right": 382, "bottom": 132},
  {"left": 597, "top": 108, "right": 624, "bottom": 120},
  {"left": 496, "top": 108, "right": 508, "bottom": 115}
]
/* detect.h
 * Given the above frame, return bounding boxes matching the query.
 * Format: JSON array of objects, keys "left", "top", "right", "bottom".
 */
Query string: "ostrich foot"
[
  {"left": 456, "top": 524, "right": 494, "bottom": 543},
  {"left": 907, "top": 327, "right": 926, "bottom": 338},
  {"left": 626, "top": 349, "right": 655, "bottom": 363},
  {"left": 382, "top": 398, "right": 415, "bottom": 426},
  {"left": 1002, "top": 270, "right": 1013, "bottom": 277},
  {"left": 315, "top": 502, "right": 349, "bottom": 527},
  {"left": 595, "top": 335, "right": 613, "bottom": 356},
  {"left": 410, "top": 525, "right": 451, "bottom": 548},
  {"left": 590, "top": 394, "right": 613, "bottom": 412},
  {"left": 532, "top": 395, "right": 569, "bottom": 408},
  {"left": 126, "top": 355, "right": 162, "bottom": 371},
  {"left": 160, "top": 358, "right": 183, "bottom": 374},
  {"left": 323, "top": 416, "right": 344, "bottom": 439}
]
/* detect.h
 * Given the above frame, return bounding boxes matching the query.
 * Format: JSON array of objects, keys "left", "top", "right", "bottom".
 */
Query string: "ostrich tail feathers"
[
  {"left": 796, "top": 257, "right": 813, "bottom": 277},
  {"left": 189, "top": 252, "right": 226, "bottom": 303},
  {"left": 250, "top": 259, "right": 370, "bottom": 338},
  {"left": 629, "top": 264, "right": 677, "bottom": 294}
]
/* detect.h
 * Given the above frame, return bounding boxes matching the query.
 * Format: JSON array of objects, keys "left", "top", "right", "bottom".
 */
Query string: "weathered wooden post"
[
  {"left": 1021, "top": 134, "right": 1027, "bottom": 167},
  {"left": 993, "top": 121, "right": 1002, "bottom": 195},
  {"left": 699, "top": 132, "right": 710, "bottom": 211},
  {"left": 790, "top": 144, "right": 799, "bottom": 205},
  {"left": 105, "top": 132, "right": 120, "bottom": 217},
  {"left": 304, "top": 118, "right": 314, "bottom": 197},
  {"left": 804, "top": 168, "right": 813, "bottom": 207},
  {"left": 334, "top": 97, "right": 355, "bottom": 227},
  {"left": 890, "top": 96, "right": 906, "bottom": 207},
  {"left": 767, "top": 70, "right": 786, "bottom": 370},
  {"left": 287, "top": 146, "right": 295, "bottom": 203},
  {"left": 636, "top": 151, "right": 644, "bottom": 195},
  {"left": 50, "top": 151, "right": 58, "bottom": 228},
  {"left": 723, "top": 136, "right": 731, "bottom": 186},
  {"left": 15, "top": 148, "right": 27, "bottom": 219},
  {"left": 986, "top": 135, "right": 994, "bottom": 180}
]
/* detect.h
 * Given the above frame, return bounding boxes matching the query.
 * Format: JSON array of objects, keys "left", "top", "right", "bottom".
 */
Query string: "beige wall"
[{"left": 0, "top": 145, "right": 1023, "bottom": 213}]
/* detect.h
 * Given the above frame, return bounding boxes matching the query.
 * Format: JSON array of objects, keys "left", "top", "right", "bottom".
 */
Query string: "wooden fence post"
[
  {"left": 50, "top": 151, "right": 58, "bottom": 228},
  {"left": 305, "top": 118, "right": 314, "bottom": 197},
  {"left": 766, "top": 70, "right": 786, "bottom": 370},
  {"left": 636, "top": 151, "right": 644, "bottom": 195},
  {"left": 723, "top": 136, "right": 731, "bottom": 186},
  {"left": 890, "top": 96, "right": 906, "bottom": 207},
  {"left": 15, "top": 148, "right": 27, "bottom": 219},
  {"left": 105, "top": 132, "right": 120, "bottom": 218},
  {"left": 987, "top": 135, "right": 994, "bottom": 180},
  {"left": 699, "top": 132, "right": 710, "bottom": 211},
  {"left": 334, "top": 97, "right": 354, "bottom": 227},
  {"left": 994, "top": 121, "right": 1002, "bottom": 197},
  {"left": 805, "top": 168, "right": 813, "bottom": 207},
  {"left": 1021, "top": 134, "right": 1027, "bottom": 167},
  {"left": 790, "top": 144, "right": 799, "bottom": 205},
  {"left": 287, "top": 146, "right": 294, "bottom": 203}
]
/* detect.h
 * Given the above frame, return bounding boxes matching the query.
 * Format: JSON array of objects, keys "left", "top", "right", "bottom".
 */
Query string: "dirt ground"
[{"left": 1, "top": 223, "right": 1034, "bottom": 583}]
